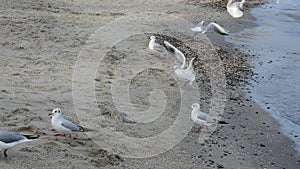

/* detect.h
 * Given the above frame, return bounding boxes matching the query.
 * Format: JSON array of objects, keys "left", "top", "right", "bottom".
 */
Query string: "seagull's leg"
[
  {"left": 189, "top": 81, "right": 195, "bottom": 88},
  {"left": 204, "top": 126, "right": 210, "bottom": 134},
  {"left": 3, "top": 149, "right": 8, "bottom": 158},
  {"left": 54, "top": 133, "right": 66, "bottom": 137},
  {"left": 182, "top": 81, "right": 188, "bottom": 87},
  {"left": 195, "top": 126, "right": 201, "bottom": 133},
  {"left": 69, "top": 134, "right": 73, "bottom": 144},
  {"left": 170, "top": 77, "right": 179, "bottom": 87}
]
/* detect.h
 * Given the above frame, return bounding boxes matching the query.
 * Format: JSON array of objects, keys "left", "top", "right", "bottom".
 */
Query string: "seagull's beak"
[{"left": 48, "top": 112, "right": 53, "bottom": 118}]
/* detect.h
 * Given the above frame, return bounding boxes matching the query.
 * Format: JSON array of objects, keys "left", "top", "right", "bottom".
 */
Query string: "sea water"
[{"left": 226, "top": 0, "right": 300, "bottom": 156}]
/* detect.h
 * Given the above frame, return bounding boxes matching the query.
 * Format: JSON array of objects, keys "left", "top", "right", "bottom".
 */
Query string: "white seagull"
[
  {"left": 148, "top": 36, "right": 167, "bottom": 54},
  {"left": 191, "top": 21, "right": 230, "bottom": 35},
  {"left": 191, "top": 103, "right": 215, "bottom": 125},
  {"left": 164, "top": 40, "right": 196, "bottom": 86},
  {"left": 191, "top": 103, "right": 216, "bottom": 133},
  {"left": 227, "top": 0, "right": 245, "bottom": 18},
  {"left": 174, "top": 57, "right": 196, "bottom": 86},
  {"left": 0, "top": 130, "right": 39, "bottom": 158},
  {"left": 49, "top": 108, "right": 92, "bottom": 144}
]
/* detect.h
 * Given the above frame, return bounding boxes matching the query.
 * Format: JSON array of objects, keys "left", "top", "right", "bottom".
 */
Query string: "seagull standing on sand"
[
  {"left": 191, "top": 103, "right": 216, "bottom": 134},
  {"left": 0, "top": 130, "right": 39, "bottom": 158},
  {"left": 148, "top": 36, "right": 167, "bottom": 54},
  {"left": 49, "top": 108, "right": 89, "bottom": 144},
  {"left": 227, "top": 0, "right": 245, "bottom": 18},
  {"left": 191, "top": 21, "right": 230, "bottom": 35},
  {"left": 191, "top": 103, "right": 215, "bottom": 125}
]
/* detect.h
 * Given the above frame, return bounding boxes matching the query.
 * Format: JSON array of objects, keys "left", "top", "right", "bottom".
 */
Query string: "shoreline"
[
  {"left": 226, "top": 0, "right": 300, "bottom": 158},
  {"left": 0, "top": 0, "right": 299, "bottom": 168}
]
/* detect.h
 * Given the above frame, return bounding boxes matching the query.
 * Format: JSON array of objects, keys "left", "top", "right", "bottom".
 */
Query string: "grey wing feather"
[
  {"left": 153, "top": 44, "right": 166, "bottom": 53},
  {"left": 0, "top": 130, "right": 25, "bottom": 143},
  {"left": 195, "top": 20, "right": 204, "bottom": 27},
  {"left": 61, "top": 120, "right": 84, "bottom": 132},
  {"left": 188, "top": 57, "right": 196, "bottom": 72},
  {"left": 197, "top": 111, "right": 214, "bottom": 123}
]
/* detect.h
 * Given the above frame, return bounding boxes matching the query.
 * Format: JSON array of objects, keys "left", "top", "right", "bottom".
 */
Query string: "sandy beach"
[{"left": 0, "top": 0, "right": 299, "bottom": 168}]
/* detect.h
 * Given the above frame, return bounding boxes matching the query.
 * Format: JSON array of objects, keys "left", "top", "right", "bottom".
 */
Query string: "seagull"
[
  {"left": 191, "top": 103, "right": 215, "bottom": 125},
  {"left": 148, "top": 36, "right": 167, "bottom": 54},
  {"left": 164, "top": 41, "right": 196, "bottom": 86},
  {"left": 163, "top": 40, "right": 186, "bottom": 69},
  {"left": 174, "top": 57, "right": 196, "bottom": 86},
  {"left": 191, "top": 21, "right": 230, "bottom": 35},
  {"left": 49, "top": 108, "right": 92, "bottom": 144},
  {"left": 0, "top": 130, "right": 39, "bottom": 158},
  {"left": 190, "top": 103, "right": 216, "bottom": 134},
  {"left": 227, "top": 0, "right": 245, "bottom": 18}
]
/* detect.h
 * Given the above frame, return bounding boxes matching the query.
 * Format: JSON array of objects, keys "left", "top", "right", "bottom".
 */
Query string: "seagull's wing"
[
  {"left": 164, "top": 40, "right": 186, "bottom": 68},
  {"left": 196, "top": 20, "right": 204, "bottom": 27},
  {"left": 210, "top": 22, "right": 230, "bottom": 35},
  {"left": 193, "top": 117, "right": 209, "bottom": 125},
  {"left": 187, "top": 57, "right": 196, "bottom": 72},
  {"left": 239, "top": 0, "right": 245, "bottom": 10},
  {"left": 191, "top": 21, "right": 205, "bottom": 32},
  {"left": 197, "top": 111, "right": 214, "bottom": 123},
  {"left": 191, "top": 27, "right": 202, "bottom": 32},
  {"left": 61, "top": 119, "right": 84, "bottom": 132},
  {"left": 0, "top": 130, "right": 26, "bottom": 143},
  {"left": 153, "top": 43, "right": 167, "bottom": 53}
]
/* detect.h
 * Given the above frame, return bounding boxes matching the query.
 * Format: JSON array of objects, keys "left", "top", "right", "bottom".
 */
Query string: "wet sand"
[{"left": 0, "top": 0, "right": 299, "bottom": 168}]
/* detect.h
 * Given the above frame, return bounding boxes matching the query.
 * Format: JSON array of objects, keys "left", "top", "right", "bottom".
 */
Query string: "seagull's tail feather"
[
  {"left": 218, "top": 121, "right": 229, "bottom": 124},
  {"left": 81, "top": 126, "right": 96, "bottom": 132},
  {"left": 23, "top": 134, "right": 40, "bottom": 140}
]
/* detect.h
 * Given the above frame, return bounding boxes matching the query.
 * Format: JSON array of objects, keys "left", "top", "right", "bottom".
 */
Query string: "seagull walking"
[
  {"left": 148, "top": 36, "right": 167, "bottom": 54},
  {"left": 227, "top": 0, "right": 245, "bottom": 18},
  {"left": 49, "top": 108, "right": 92, "bottom": 144},
  {"left": 191, "top": 21, "right": 230, "bottom": 35},
  {"left": 0, "top": 130, "right": 39, "bottom": 158}
]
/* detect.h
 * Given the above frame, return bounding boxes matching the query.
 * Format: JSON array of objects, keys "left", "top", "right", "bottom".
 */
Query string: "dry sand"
[{"left": 0, "top": 0, "right": 299, "bottom": 168}]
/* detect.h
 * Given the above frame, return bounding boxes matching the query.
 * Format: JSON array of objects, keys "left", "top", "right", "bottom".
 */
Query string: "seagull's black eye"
[{"left": 55, "top": 110, "right": 57, "bottom": 113}]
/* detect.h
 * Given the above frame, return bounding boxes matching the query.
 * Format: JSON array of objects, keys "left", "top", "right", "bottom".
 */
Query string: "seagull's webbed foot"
[
  {"left": 170, "top": 82, "right": 176, "bottom": 87},
  {"left": 3, "top": 149, "right": 8, "bottom": 158}
]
